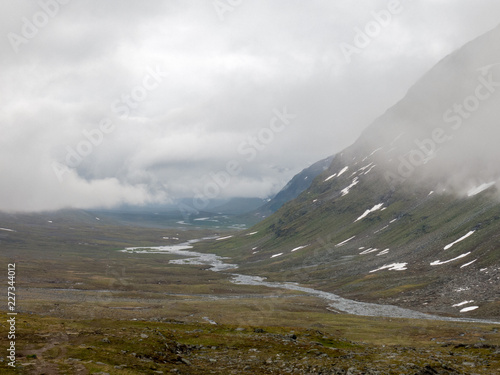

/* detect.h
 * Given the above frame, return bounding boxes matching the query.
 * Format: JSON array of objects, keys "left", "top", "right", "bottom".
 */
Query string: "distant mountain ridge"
[
  {"left": 245, "top": 155, "right": 334, "bottom": 221},
  {"left": 205, "top": 24, "right": 500, "bottom": 320}
]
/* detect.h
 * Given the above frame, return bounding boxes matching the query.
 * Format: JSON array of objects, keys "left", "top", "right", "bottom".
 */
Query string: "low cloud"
[{"left": 2, "top": 0, "right": 500, "bottom": 212}]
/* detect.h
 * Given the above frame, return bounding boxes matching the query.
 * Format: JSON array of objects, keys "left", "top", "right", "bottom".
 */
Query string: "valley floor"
[{"left": 0, "top": 220, "right": 499, "bottom": 374}]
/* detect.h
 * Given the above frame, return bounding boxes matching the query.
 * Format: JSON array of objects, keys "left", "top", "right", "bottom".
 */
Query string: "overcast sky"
[{"left": 1, "top": 0, "right": 500, "bottom": 212}]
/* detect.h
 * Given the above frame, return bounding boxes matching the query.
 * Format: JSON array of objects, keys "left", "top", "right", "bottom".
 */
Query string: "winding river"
[{"left": 121, "top": 240, "right": 499, "bottom": 325}]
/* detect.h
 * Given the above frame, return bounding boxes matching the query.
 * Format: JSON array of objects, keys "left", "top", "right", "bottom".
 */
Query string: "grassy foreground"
[{"left": 1, "top": 312, "right": 499, "bottom": 374}]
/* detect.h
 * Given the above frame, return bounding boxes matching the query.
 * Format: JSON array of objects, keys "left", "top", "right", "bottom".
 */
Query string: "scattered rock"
[{"left": 180, "top": 357, "right": 191, "bottom": 366}]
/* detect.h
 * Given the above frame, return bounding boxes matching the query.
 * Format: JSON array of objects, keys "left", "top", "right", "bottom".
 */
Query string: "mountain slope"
[{"left": 202, "top": 25, "right": 500, "bottom": 320}]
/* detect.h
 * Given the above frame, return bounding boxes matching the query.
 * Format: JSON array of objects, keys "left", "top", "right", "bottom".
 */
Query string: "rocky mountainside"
[{"left": 205, "top": 25, "right": 500, "bottom": 320}]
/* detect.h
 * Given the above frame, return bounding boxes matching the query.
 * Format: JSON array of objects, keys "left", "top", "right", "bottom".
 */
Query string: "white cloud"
[{"left": 1, "top": 0, "right": 500, "bottom": 211}]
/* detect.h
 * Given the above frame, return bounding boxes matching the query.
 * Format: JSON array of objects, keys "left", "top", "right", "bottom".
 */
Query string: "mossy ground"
[{"left": 1, "top": 313, "right": 499, "bottom": 374}]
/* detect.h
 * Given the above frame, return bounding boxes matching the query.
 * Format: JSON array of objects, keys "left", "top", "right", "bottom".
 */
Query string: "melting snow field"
[
  {"left": 341, "top": 177, "right": 359, "bottom": 196},
  {"left": 370, "top": 263, "right": 408, "bottom": 273},
  {"left": 354, "top": 203, "right": 384, "bottom": 222},
  {"left": 467, "top": 182, "right": 496, "bottom": 197},
  {"left": 430, "top": 252, "right": 471, "bottom": 266},
  {"left": 444, "top": 231, "right": 475, "bottom": 250}
]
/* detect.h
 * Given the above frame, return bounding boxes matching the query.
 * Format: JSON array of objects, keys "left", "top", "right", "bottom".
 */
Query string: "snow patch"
[
  {"left": 389, "top": 219, "right": 397, "bottom": 224},
  {"left": 444, "top": 231, "right": 475, "bottom": 250},
  {"left": 467, "top": 182, "right": 495, "bottom": 197},
  {"left": 337, "top": 166, "right": 349, "bottom": 177},
  {"left": 357, "top": 162, "right": 374, "bottom": 172},
  {"left": 428, "top": 191, "right": 434, "bottom": 196},
  {"left": 354, "top": 203, "right": 384, "bottom": 222},
  {"left": 374, "top": 225, "right": 389, "bottom": 234},
  {"left": 376, "top": 249, "right": 389, "bottom": 256},
  {"left": 453, "top": 300, "right": 474, "bottom": 307},
  {"left": 430, "top": 252, "right": 471, "bottom": 266},
  {"left": 324, "top": 173, "right": 337, "bottom": 182},
  {"left": 341, "top": 177, "right": 359, "bottom": 196},
  {"left": 460, "top": 306, "right": 479, "bottom": 313},
  {"left": 0, "top": 228, "right": 15, "bottom": 232},
  {"left": 364, "top": 164, "right": 376, "bottom": 175},
  {"left": 202, "top": 317, "right": 217, "bottom": 325},
  {"left": 216, "top": 235, "right": 233, "bottom": 241},
  {"left": 271, "top": 253, "right": 283, "bottom": 258},
  {"left": 335, "top": 236, "right": 356, "bottom": 247},
  {"left": 369, "top": 147, "right": 383, "bottom": 156},
  {"left": 360, "top": 248, "right": 379, "bottom": 255},
  {"left": 460, "top": 259, "right": 477, "bottom": 268},
  {"left": 370, "top": 263, "right": 407, "bottom": 273},
  {"left": 194, "top": 217, "right": 210, "bottom": 221},
  {"left": 291, "top": 245, "right": 309, "bottom": 252},
  {"left": 246, "top": 231, "right": 258, "bottom": 236}
]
